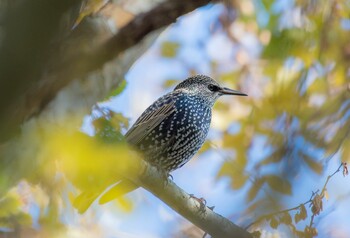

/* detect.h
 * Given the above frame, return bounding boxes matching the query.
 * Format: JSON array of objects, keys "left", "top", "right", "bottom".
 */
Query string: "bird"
[{"left": 73, "top": 75, "right": 247, "bottom": 213}]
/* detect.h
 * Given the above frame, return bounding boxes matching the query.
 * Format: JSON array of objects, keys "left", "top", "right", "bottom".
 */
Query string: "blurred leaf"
[
  {"left": 258, "top": 146, "right": 285, "bottom": 165},
  {"left": 311, "top": 194, "right": 322, "bottom": 215},
  {"left": 295, "top": 203, "right": 308, "bottom": 223},
  {"left": 160, "top": 41, "right": 180, "bottom": 58},
  {"left": 116, "top": 197, "right": 134, "bottom": 212},
  {"left": 270, "top": 216, "right": 279, "bottom": 229},
  {"left": 108, "top": 79, "right": 127, "bottom": 98},
  {"left": 217, "top": 160, "right": 248, "bottom": 189},
  {"left": 280, "top": 212, "right": 292, "bottom": 225},
  {"left": 246, "top": 178, "right": 264, "bottom": 201},
  {"left": 163, "top": 79, "right": 179, "bottom": 88},
  {"left": 301, "top": 153, "right": 323, "bottom": 174},
  {"left": 305, "top": 226, "right": 318, "bottom": 237},
  {"left": 323, "top": 189, "right": 329, "bottom": 201},
  {"left": 294, "top": 213, "right": 301, "bottom": 224},
  {"left": 198, "top": 140, "right": 212, "bottom": 154},
  {"left": 341, "top": 139, "right": 350, "bottom": 163},
  {"left": 264, "top": 175, "right": 292, "bottom": 195},
  {"left": 263, "top": 30, "right": 310, "bottom": 60},
  {"left": 0, "top": 194, "right": 21, "bottom": 217},
  {"left": 0, "top": 193, "right": 32, "bottom": 229}
]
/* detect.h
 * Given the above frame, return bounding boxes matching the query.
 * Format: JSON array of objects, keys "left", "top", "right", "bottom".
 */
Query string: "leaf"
[
  {"left": 280, "top": 212, "right": 292, "bottom": 225},
  {"left": 270, "top": 217, "right": 279, "bottom": 229},
  {"left": 160, "top": 41, "right": 180, "bottom": 58},
  {"left": 301, "top": 153, "right": 323, "bottom": 174},
  {"left": 163, "top": 79, "right": 179, "bottom": 88},
  {"left": 246, "top": 179, "right": 264, "bottom": 201},
  {"left": 198, "top": 140, "right": 212, "bottom": 154},
  {"left": 311, "top": 194, "right": 323, "bottom": 215},
  {"left": 324, "top": 189, "right": 329, "bottom": 201},
  {"left": 264, "top": 175, "right": 292, "bottom": 195},
  {"left": 108, "top": 79, "right": 127, "bottom": 98},
  {"left": 258, "top": 146, "right": 285, "bottom": 165},
  {"left": 299, "top": 204, "right": 307, "bottom": 220},
  {"left": 343, "top": 162, "right": 349, "bottom": 177},
  {"left": 231, "top": 174, "right": 249, "bottom": 190},
  {"left": 294, "top": 213, "right": 301, "bottom": 224},
  {"left": 305, "top": 226, "right": 318, "bottom": 237},
  {"left": 217, "top": 161, "right": 248, "bottom": 189}
]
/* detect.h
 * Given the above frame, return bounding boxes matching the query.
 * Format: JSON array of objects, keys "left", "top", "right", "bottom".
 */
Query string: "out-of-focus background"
[{"left": 0, "top": 0, "right": 349, "bottom": 237}]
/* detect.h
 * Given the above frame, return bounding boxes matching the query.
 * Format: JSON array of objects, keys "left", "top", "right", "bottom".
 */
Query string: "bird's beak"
[{"left": 218, "top": 87, "right": 248, "bottom": 96}]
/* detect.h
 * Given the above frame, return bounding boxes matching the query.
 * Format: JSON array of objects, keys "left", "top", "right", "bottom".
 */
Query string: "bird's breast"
[{"left": 139, "top": 95, "right": 212, "bottom": 171}]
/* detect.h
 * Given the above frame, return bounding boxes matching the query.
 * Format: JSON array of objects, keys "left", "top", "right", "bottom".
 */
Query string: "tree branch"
[
  {"left": 1, "top": 0, "right": 215, "bottom": 141},
  {"left": 114, "top": 152, "right": 253, "bottom": 238}
]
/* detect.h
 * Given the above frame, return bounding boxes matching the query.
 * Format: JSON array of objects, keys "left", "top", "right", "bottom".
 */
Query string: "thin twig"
[{"left": 245, "top": 163, "right": 344, "bottom": 230}]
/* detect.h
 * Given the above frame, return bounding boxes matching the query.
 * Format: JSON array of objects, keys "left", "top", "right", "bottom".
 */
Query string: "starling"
[{"left": 74, "top": 75, "right": 247, "bottom": 212}]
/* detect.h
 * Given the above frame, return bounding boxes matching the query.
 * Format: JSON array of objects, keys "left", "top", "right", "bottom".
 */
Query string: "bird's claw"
[
  {"left": 154, "top": 164, "right": 172, "bottom": 186},
  {"left": 189, "top": 194, "right": 207, "bottom": 212}
]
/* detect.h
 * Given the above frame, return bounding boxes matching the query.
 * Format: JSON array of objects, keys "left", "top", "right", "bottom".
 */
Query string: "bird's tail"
[{"left": 99, "top": 180, "right": 139, "bottom": 205}]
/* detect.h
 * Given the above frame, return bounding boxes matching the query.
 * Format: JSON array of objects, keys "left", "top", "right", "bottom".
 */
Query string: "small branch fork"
[{"left": 245, "top": 162, "right": 348, "bottom": 230}]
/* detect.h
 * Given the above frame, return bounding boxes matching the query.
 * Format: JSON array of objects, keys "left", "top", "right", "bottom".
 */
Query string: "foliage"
[{"left": 1, "top": 0, "right": 350, "bottom": 237}]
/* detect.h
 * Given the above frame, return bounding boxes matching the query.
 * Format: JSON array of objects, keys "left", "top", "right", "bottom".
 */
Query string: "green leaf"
[
  {"left": 264, "top": 175, "right": 292, "bottom": 195},
  {"left": 108, "top": 79, "right": 127, "bottom": 98}
]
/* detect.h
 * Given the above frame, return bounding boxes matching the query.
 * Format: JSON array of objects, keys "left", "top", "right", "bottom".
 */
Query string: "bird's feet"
[
  {"left": 153, "top": 164, "right": 173, "bottom": 186},
  {"left": 189, "top": 194, "right": 207, "bottom": 213}
]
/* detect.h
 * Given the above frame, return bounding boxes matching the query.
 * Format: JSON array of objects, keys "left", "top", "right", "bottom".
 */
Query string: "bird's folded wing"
[{"left": 125, "top": 100, "right": 176, "bottom": 145}]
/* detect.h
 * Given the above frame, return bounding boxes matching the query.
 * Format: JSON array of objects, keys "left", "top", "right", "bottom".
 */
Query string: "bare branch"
[
  {"left": 246, "top": 163, "right": 345, "bottom": 230},
  {"left": 113, "top": 152, "right": 253, "bottom": 238}
]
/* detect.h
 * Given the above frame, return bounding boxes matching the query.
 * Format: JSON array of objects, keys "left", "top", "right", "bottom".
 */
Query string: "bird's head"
[{"left": 174, "top": 75, "right": 247, "bottom": 107}]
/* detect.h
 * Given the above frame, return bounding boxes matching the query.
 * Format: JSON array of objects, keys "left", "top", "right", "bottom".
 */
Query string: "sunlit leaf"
[{"left": 116, "top": 197, "right": 134, "bottom": 212}]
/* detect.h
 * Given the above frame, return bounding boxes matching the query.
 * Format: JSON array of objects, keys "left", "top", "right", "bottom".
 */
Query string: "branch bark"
[
  {"left": 139, "top": 164, "right": 253, "bottom": 238},
  {"left": 0, "top": 0, "right": 214, "bottom": 141},
  {"left": 113, "top": 151, "right": 253, "bottom": 238}
]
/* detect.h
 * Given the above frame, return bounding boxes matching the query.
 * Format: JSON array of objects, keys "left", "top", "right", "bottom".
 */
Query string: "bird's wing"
[{"left": 125, "top": 99, "right": 176, "bottom": 145}]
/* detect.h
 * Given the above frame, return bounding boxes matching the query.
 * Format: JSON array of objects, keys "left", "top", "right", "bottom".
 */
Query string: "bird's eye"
[{"left": 208, "top": 84, "right": 219, "bottom": 92}]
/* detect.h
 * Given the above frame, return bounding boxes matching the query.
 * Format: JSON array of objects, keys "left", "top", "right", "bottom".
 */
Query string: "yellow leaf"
[{"left": 324, "top": 189, "right": 329, "bottom": 201}]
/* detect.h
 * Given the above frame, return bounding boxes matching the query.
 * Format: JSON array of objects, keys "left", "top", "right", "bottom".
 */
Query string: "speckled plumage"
[
  {"left": 124, "top": 74, "right": 246, "bottom": 172},
  {"left": 73, "top": 75, "right": 247, "bottom": 212},
  {"left": 134, "top": 90, "right": 212, "bottom": 171}
]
